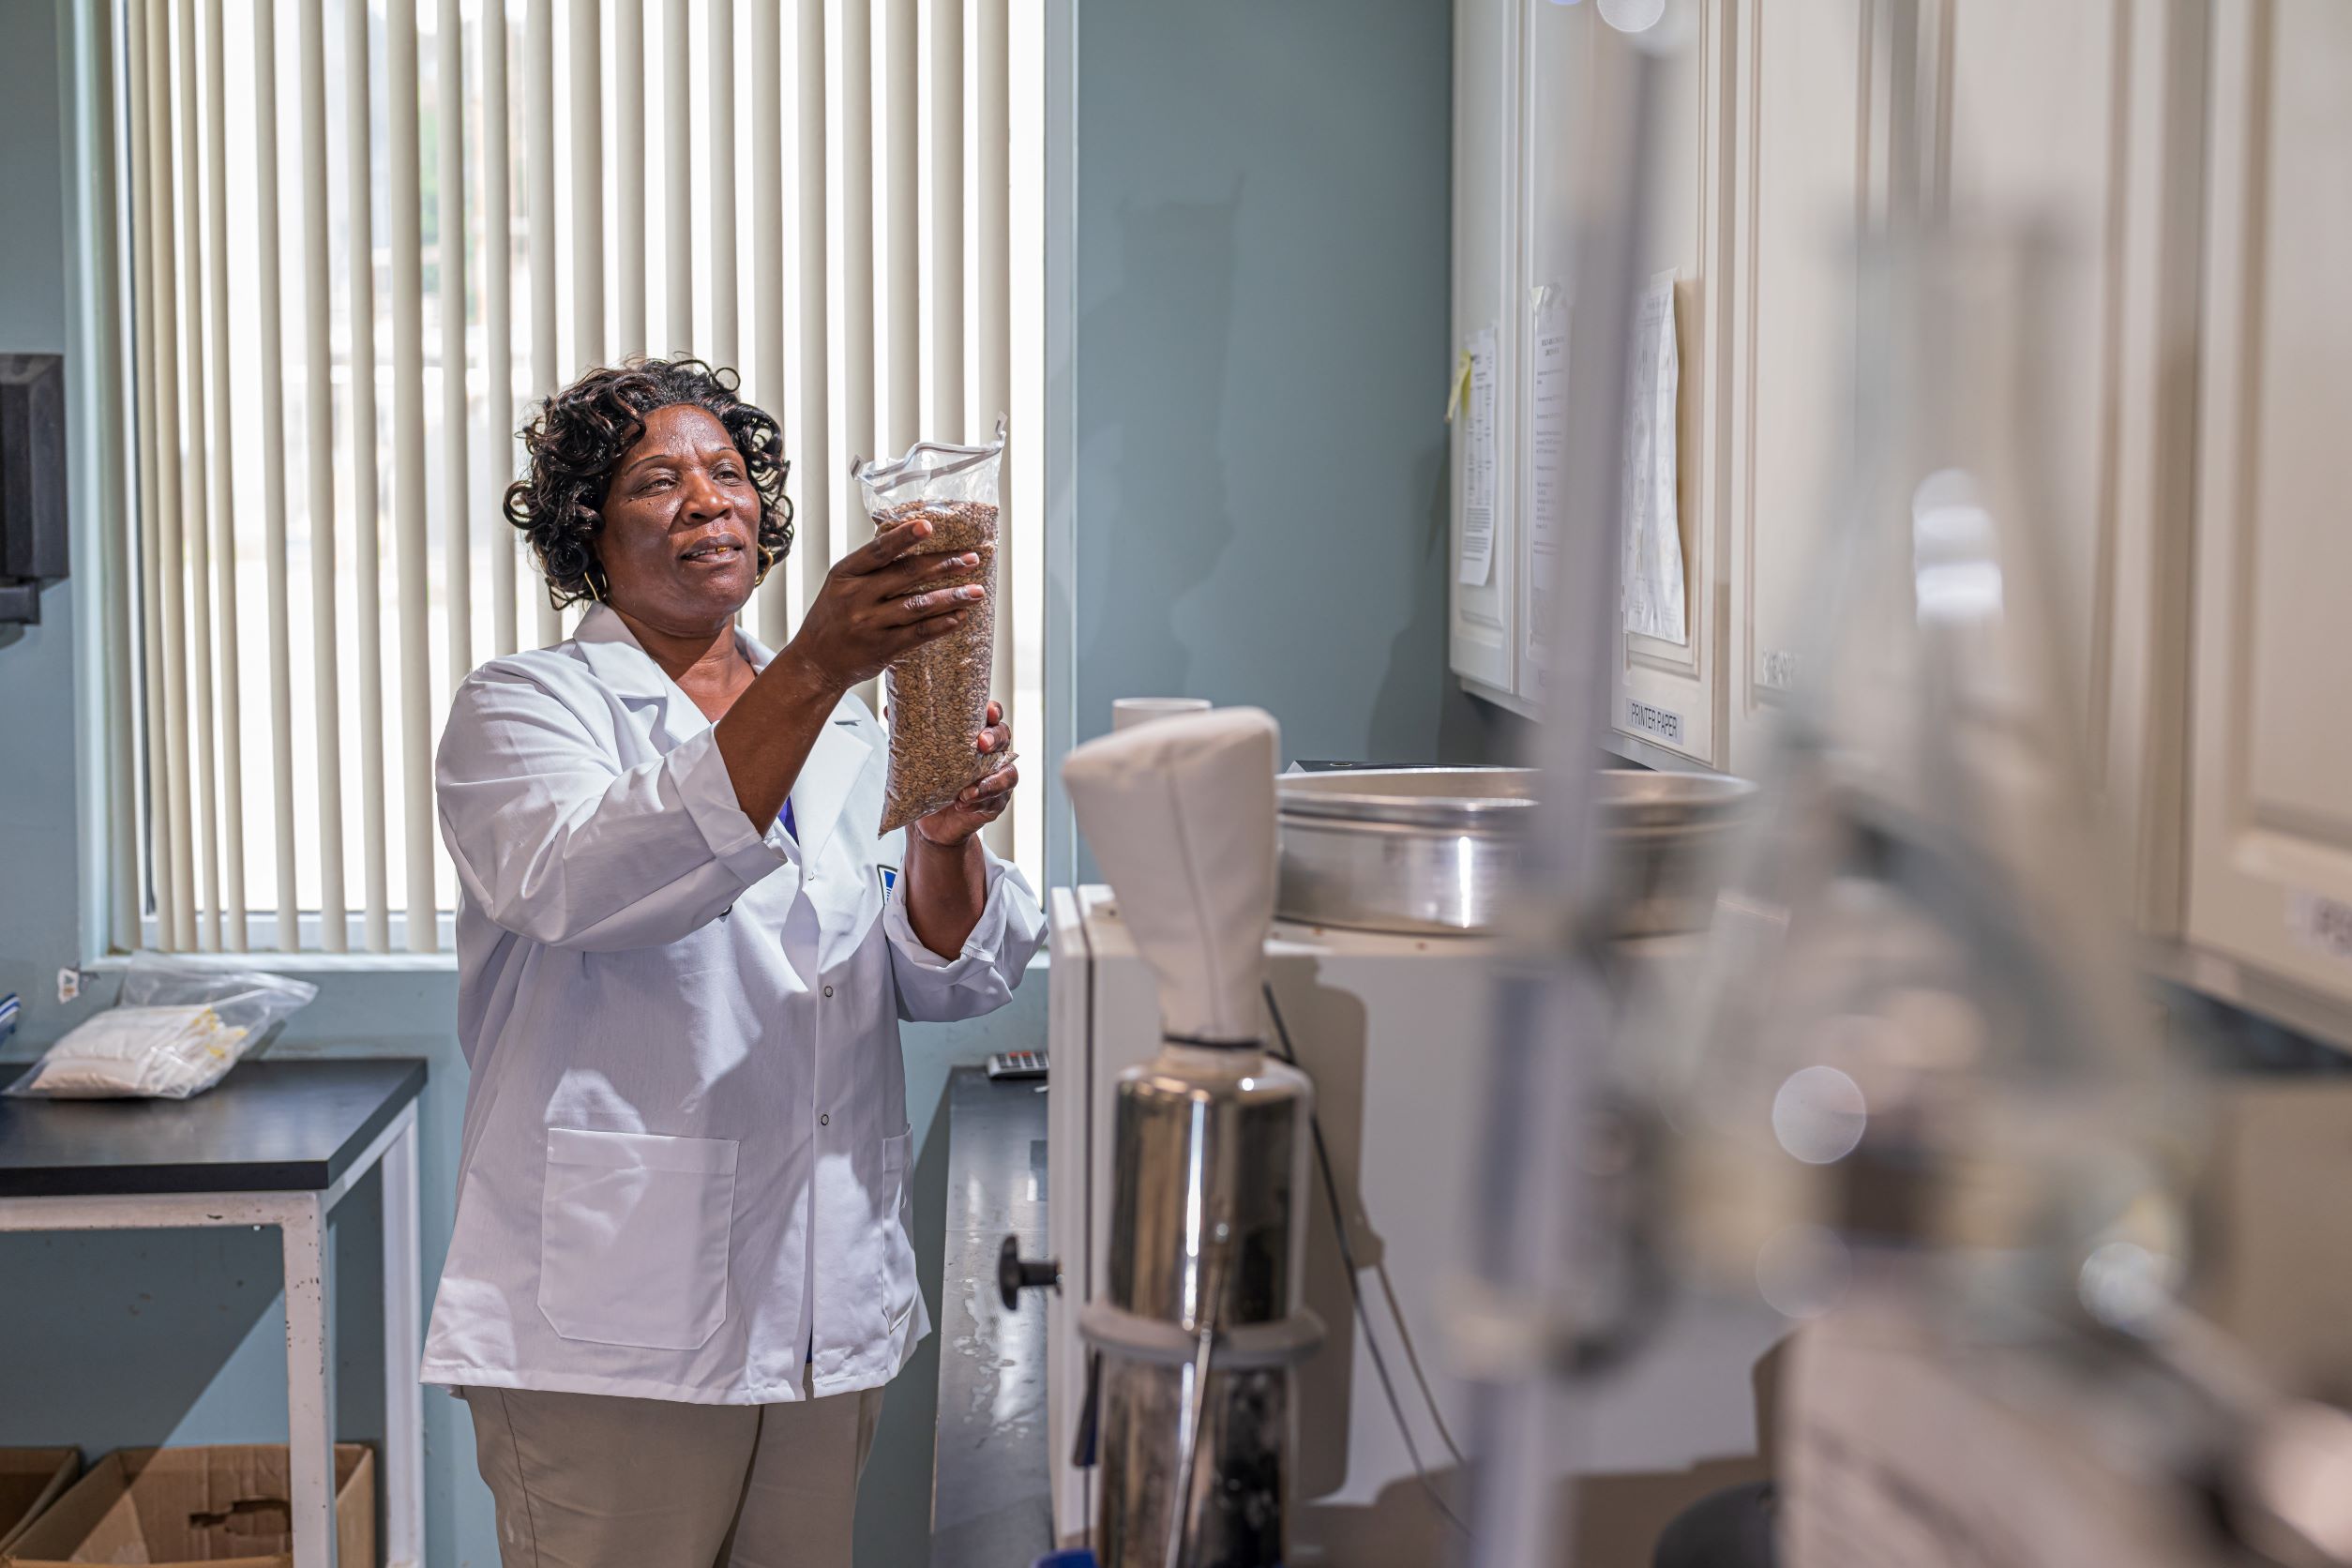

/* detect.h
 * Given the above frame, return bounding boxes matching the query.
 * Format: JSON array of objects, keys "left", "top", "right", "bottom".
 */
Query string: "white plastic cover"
[
  {"left": 852, "top": 415, "right": 1007, "bottom": 510},
  {"left": 1062, "top": 707, "right": 1279, "bottom": 1044},
  {"left": 852, "top": 419, "right": 1009, "bottom": 834}
]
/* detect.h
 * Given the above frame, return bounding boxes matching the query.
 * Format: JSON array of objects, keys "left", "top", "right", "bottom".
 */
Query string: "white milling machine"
[{"left": 1019, "top": 709, "right": 1783, "bottom": 1565}]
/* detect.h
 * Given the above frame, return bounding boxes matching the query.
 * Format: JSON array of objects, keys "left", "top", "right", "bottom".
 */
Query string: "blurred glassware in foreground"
[
  {"left": 1451, "top": 3, "right": 2351, "bottom": 1560},
  {"left": 1636, "top": 220, "right": 2206, "bottom": 1344},
  {"left": 1618, "top": 215, "right": 2352, "bottom": 1568}
]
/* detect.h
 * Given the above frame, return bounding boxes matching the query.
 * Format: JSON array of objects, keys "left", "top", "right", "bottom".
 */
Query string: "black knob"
[{"left": 997, "top": 1234, "right": 1060, "bottom": 1310}]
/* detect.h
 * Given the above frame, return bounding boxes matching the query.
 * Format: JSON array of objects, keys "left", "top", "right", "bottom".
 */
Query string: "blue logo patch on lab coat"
[{"left": 878, "top": 866, "right": 898, "bottom": 903}]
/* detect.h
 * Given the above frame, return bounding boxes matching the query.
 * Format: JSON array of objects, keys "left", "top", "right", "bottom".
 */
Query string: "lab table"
[
  {"left": 0, "top": 1058, "right": 428, "bottom": 1568},
  {"left": 930, "top": 1064, "right": 1053, "bottom": 1568}
]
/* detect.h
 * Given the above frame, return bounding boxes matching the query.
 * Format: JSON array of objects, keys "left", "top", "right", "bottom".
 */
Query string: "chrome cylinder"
[
  {"left": 1095, "top": 1359, "right": 1295, "bottom": 1568},
  {"left": 1089, "top": 1046, "right": 1318, "bottom": 1568}
]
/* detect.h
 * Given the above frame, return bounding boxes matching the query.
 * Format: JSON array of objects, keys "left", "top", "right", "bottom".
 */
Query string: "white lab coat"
[{"left": 420, "top": 604, "right": 1044, "bottom": 1404}]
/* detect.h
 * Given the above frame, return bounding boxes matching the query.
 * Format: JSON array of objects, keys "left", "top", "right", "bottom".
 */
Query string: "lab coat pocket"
[{"left": 539, "top": 1127, "right": 739, "bottom": 1350}]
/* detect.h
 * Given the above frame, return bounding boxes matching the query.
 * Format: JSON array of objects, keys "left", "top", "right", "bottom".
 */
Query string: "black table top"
[
  {"left": 0, "top": 1058, "right": 428, "bottom": 1199},
  {"left": 930, "top": 1065, "right": 1053, "bottom": 1568}
]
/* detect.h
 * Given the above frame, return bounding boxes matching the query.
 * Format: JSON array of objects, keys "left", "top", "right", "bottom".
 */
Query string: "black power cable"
[{"left": 1262, "top": 982, "right": 1474, "bottom": 1542}]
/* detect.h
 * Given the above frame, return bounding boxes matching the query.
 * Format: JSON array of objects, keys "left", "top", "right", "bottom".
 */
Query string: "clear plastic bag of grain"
[{"left": 855, "top": 418, "right": 1008, "bottom": 835}]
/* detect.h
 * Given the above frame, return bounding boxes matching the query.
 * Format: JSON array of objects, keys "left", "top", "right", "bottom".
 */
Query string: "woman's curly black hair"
[{"left": 505, "top": 356, "right": 793, "bottom": 609}]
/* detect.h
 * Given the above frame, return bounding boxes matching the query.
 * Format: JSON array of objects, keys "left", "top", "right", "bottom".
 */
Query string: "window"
[{"left": 100, "top": 0, "right": 1048, "bottom": 955}]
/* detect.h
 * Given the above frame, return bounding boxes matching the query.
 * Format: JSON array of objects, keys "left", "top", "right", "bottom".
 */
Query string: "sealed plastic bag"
[
  {"left": 855, "top": 418, "right": 1009, "bottom": 835},
  {"left": 6, "top": 953, "right": 319, "bottom": 1098}
]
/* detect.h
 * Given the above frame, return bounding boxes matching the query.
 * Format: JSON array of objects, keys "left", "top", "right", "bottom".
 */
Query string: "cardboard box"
[
  {"left": 0, "top": 1451, "right": 79, "bottom": 1558},
  {"left": 3, "top": 1444, "right": 372, "bottom": 1568}
]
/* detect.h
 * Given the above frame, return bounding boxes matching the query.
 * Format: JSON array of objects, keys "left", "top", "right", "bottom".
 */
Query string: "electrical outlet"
[{"left": 56, "top": 966, "right": 83, "bottom": 1004}]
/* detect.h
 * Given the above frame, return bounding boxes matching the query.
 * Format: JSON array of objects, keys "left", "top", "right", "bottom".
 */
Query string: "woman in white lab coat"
[{"left": 423, "top": 357, "right": 1044, "bottom": 1568}]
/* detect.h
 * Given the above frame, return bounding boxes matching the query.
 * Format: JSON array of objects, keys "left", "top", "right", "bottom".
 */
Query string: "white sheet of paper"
[
  {"left": 1525, "top": 299, "right": 1568, "bottom": 671},
  {"left": 1457, "top": 328, "right": 1498, "bottom": 587},
  {"left": 1621, "top": 272, "right": 1686, "bottom": 643}
]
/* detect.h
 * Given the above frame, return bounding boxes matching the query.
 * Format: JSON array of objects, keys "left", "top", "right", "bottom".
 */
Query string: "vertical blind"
[{"left": 109, "top": 0, "right": 1048, "bottom": 955}]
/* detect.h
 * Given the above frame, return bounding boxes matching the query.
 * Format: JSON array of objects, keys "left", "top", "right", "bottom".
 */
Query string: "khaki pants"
[{"left": 460, "top": 1377, "right": 886, "bottom": 1568}]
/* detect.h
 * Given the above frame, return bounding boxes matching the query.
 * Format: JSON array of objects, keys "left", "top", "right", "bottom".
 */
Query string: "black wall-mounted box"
[{"left": 0, "top": 353, "right": 68, "bottom": 625}]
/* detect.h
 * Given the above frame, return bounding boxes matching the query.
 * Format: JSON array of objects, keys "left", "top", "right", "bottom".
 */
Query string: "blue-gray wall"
[
  {"left": 1074, "top": 0, "right": 1503, "bottom": 769},
  {"left": 0, "top": 0, "right": 80, "bottom": 1032},
  {"left": 2, "top": 0, "right": 1478, "bottom": 1561}
]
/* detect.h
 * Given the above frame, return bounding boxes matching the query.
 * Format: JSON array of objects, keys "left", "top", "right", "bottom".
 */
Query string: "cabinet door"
[
  {"left": 1937, "top": 0, "right": 2205, "bottom": 934},
  {"left": 1725, "top": 0, "right": 1877, "bottom": 775},
  {"left": 1621, "top": 2, "right": 1734, "bottom": 768},
  {"left": 2186, "top": 0, "right": 2352, "bottom": 1004},
  {"left": 1536, "top": 2, "right": 1733, "bottom": 767},
  {"left": 1513, "top": 0, "right": 1584, "bottom": 724},
  {"left": 1452, "top": 0, "right": 1523, "bottom": 700}
]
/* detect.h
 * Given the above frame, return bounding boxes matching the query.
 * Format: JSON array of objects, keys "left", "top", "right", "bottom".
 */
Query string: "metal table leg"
[
  {"left": 382, "top": 1113, "right": 425, "bottom": 1566},
  {"left": 282, "top": 1192, "right": 339, "bottom": 1568}
]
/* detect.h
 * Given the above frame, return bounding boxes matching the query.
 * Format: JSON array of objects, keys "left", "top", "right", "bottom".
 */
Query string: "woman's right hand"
[{"left": 776, "top": 518, "right": 986, "bottom": 694}]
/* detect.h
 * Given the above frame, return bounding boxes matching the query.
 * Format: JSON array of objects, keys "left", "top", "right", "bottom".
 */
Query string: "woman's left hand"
[{"left": 912, "top": 702, "right": 1018, "bottom": 848}]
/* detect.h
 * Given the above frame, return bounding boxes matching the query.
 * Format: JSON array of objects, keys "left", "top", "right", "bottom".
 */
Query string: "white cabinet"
[
  {"left": 1452, "top": 0, "right": 2352, "bottom": 1020},
  {"left": 1934, "top": 0, "right": 2208, "bottom": 935},
  {"left": 1720, "top": 0, "right": 2207, "bottom": 831},
  {"left": 1593, "top": 3, "right": 1734, "bottom": 768},
  {"left": 1453, "top": 0, "right": 1733, "bottom": 768},
  {"left": 1449, "top": 0, "right": 1524, "bottom": 699},
  {"left": 1722, "top": 0, "right": 1876, "bottom": 773},
  {"left": 2184, "top": 0, "right": 2352, "bottom": 1005}
]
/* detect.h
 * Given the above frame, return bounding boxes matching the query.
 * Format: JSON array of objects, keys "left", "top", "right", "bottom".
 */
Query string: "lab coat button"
[
  {"left": 820, "top": 1113, "right": 829, "bottom": 1126},
  {"left": 822, "top": 985, "right": 833, "bottom": 998}
]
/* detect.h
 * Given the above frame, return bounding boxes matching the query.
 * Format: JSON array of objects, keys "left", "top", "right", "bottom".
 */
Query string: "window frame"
[{"left": 65, "top": 0, "right": 1081, "bottom": 969}]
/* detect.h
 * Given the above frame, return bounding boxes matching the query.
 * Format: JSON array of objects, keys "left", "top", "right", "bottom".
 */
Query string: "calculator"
[{"left": 986, "top": 1049, "right": 1048, "bottom": 1081}]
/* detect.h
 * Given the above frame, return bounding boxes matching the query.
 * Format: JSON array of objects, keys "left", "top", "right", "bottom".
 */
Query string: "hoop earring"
[
  {"left": 581, "top": 560, "right": 608, "bottom": 606},
  {"left": 753, "top": 542, "right": 776, "bottom": 587}
]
